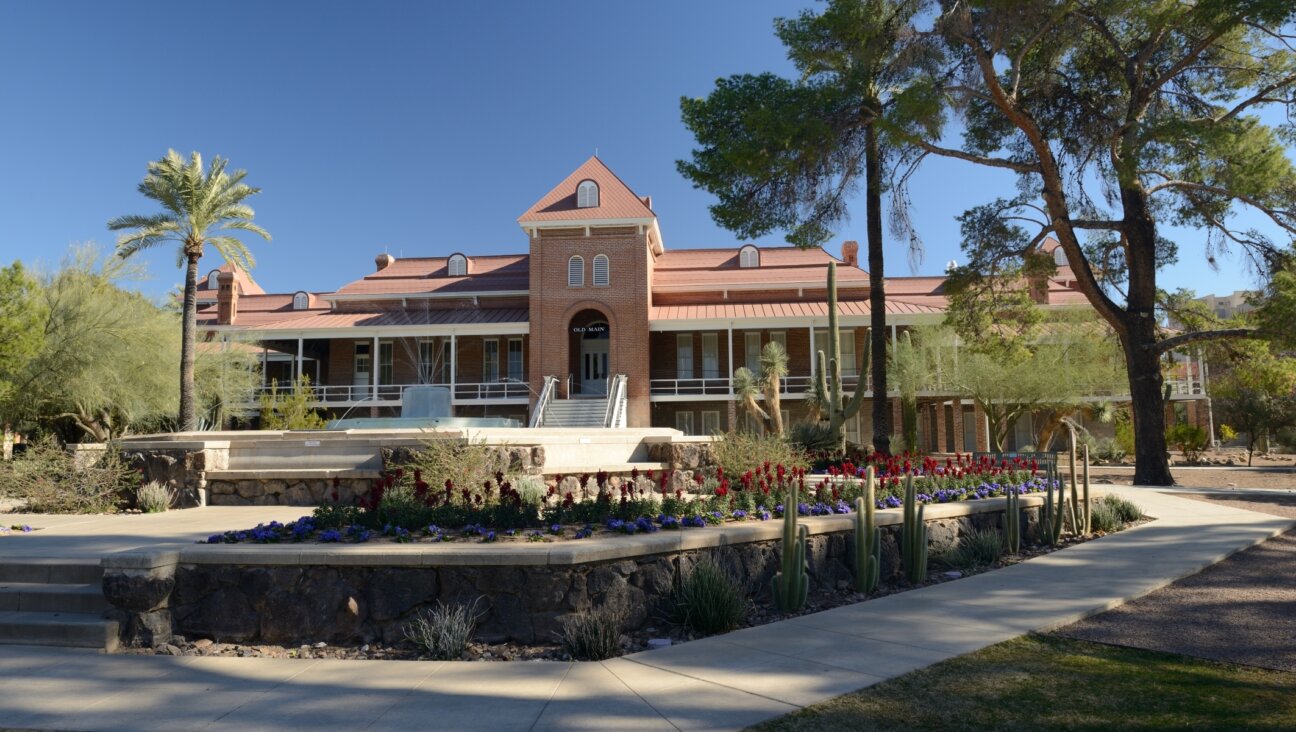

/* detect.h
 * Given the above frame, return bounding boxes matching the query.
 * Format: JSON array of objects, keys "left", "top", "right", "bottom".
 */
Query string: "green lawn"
[{"left": 750, "top": 634, "right": 1296, "bottom": 731}]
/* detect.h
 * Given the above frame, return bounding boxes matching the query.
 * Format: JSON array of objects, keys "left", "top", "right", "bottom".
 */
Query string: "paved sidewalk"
[{"left": 0, "top": 487, "right": 1290, "bottom": 732}]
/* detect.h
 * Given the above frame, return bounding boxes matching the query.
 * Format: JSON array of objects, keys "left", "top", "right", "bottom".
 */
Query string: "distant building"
[{"left": 1196, "top": 291, "right": 1257, "bottom": 321}]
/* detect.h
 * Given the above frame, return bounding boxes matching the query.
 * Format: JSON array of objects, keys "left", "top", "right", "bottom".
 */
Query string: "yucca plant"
[{"left": 109, "top": 150, "right": 270, "bottom": 431}]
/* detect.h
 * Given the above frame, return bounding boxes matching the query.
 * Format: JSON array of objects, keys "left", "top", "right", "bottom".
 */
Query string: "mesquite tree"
[
  {"left": 679, "top": 0, "right": 940, "bottom": 455},
  {"left": 919, "top": 1, "right": 1296, "bottom": 484}
]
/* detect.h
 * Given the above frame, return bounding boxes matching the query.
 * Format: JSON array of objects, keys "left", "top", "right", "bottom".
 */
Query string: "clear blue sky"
[{"left": 0, "top": 1, "right": 1285, "bottom": 299}]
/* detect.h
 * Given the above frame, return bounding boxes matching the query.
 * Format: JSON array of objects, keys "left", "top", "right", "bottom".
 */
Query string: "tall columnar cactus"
[
  {"left": 1040, "top": 465, "right": 1067, "bottom": 546},
  {"left": 852, "top": 466, "right": 881, "bottom": 594},
  {"left": 1067, "top": 435, "right": 1082, "bottom": 536},
  {"left": 813, "top": 262, "right": 869, "bottom": 450},
  {"left": 771, "top": 482, "right": 809, "bottom": 611},
  {"left": 1003, "top": 486, "right": 1021, "bottom": 554},
  {"left": 1081, "top": 443, "right": 1092, "bottom": 535},
  {"left": 901, "top": 474, "right": 928, "bottom": 584}
]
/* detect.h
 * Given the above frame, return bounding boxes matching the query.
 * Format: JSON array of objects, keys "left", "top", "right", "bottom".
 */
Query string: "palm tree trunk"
[
  {"left": 179, "top": 251, "right": 200, "bottom": 431},
  {"left": 865, "top": 122, "right": 890, "bottom": 455}
]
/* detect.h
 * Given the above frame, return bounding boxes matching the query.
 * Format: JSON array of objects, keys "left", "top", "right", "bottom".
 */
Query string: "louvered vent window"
[
  {"left": 568, "top": 255, "right": 584, "bottom": 287},
  {"left": 593, "top": 254, "right": 610, "bottom": 286}
]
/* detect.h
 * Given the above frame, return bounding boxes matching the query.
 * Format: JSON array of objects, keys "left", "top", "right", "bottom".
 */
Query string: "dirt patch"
[
  {"left": 1089, "top": 467, "right": 1296, "bottom": 490},
  {"left": 1056, "top": 493, "right": 1296, "bottom": 672}
]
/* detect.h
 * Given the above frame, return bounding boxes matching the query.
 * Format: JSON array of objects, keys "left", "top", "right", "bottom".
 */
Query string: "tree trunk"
[
  {"left": 865, "top": 123, "right": 890, "bottom": 455},
  {"left": 179, "top": 251, "right": 200, "bottom": 431}
]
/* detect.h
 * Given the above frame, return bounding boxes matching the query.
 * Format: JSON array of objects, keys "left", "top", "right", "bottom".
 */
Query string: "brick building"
[{"left": 199, "top": 157, "right": 1209, "bottom": 450}]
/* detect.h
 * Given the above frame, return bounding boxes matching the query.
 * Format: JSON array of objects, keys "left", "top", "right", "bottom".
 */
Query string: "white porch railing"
[
  {"left": 246, "top": 381, "right": 531, "bottom": 406},
  {"left": 648, "top": 375, "right": 1205, "bottom": 400}
]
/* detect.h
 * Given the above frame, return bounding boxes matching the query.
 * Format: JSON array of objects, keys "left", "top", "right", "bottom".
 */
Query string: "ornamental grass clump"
[
  {"left": 403, "top": 597, "right": 484, "bottom": 660},
  {"left": 672, "top": 559, "right": 746, "bottom": 635},
  {"left": 558, "top": 601, "right": 625, "bottom": 661},
  {"left": 1102, "top": 494, "right": 1144, "bottom": 524},
  {"left": 936, "top": 528, "right": 1005, "bottom": 571},
  {"left": 135, "top": 481, "right": 170, "bottom": 513},
  {"left": 1089, "top": 500, "right": 1122, "bottom": 534}
]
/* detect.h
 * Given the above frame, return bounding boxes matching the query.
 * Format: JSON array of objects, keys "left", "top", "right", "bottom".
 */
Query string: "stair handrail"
[
  {"left": 529, "top": 375, "right": 558, "bottom": 428},
  {"left": 604, "top": 374, "right": 628, "bottom": 428}
]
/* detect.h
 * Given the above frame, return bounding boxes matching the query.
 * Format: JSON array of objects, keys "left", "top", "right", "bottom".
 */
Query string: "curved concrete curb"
[{"left": 0, "top": 487, "right": 1290, "bottom": 732}]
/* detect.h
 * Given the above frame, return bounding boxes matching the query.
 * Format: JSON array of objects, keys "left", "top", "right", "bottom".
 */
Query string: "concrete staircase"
[
  {"left": 542, "top": 398, "right": 609, "bottom": 428},
  {"left": 0, "top": 559, "right": 117, "bottom": 651}
]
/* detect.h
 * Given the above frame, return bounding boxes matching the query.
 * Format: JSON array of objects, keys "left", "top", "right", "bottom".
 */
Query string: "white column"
[
  {"left": 261, "top": 344, "right": 268, "bottom": 387},
  {"left": 891, "top": 323, "right": 898, "bottom": 350},
  {"left": 450, "top": 333, "right": 458, "bottom": 404},
  {"left": 808, "top": 325, "right": 816, "bottom": 380},
  {"left": 372, "top": 335, "right": 380, "bottom": 401},
  {"left": 296, "top": 337, "right": 304, "bottom": 382},
  {"left": 726, "top": 325, "right": 734, "bottom": 395}
]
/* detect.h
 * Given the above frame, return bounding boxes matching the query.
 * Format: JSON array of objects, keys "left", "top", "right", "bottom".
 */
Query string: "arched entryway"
[{"left": 568, "top": 309, "right": 610, "bottom": 396}]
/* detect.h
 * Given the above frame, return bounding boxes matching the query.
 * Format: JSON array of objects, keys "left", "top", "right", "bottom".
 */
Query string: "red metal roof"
[
  {"left": 650, "top": 299, "right": 944, "bottom": 322},
  {"left": 205, "top": 307, "right": 528, "bottom": 331},
  {"left": 518, "top": 156, "right": 656, "bottom": 223},
  {"left": 652, "top": 246, "right": 869, "bottom": 289},
  {"left": 331, "top": 254, "right": 529, "bottom": 297},
  {"left": 195, "top": 261, "right": 265, "bottom": 301}
]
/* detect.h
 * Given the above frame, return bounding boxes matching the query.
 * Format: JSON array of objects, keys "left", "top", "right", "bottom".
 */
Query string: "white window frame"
[
  {"left": 577, "top": 180, "right": 599, "bottom": 208},
  {"left": 769, "top": 331, "right": 787, "bottom": 351},
  {"left": 815, "top": 328, "right": 857, "bottom": 376},
  {"left": 448, "top": 254, "right": 467, "bottom": 277},
  {"left": 745, "top": 332, "right": 761, "bottom": 372},
  {"left": 701, "top": 411, "right": 720, "bottom": 436},
  {"left": 675, "top": 411, "right": 695, "bottom": 436},
  {"left": 483, "top": 339, "right": 500, "bottom": 383},
  {"left": 207, "top": 270, "right": 220, "bottom": 289},
  {"left": 568, "top": 255, "right": 584, "bottom": 287},
  {"left": 292, "top": 292, "right": 309, "bottom": 310},
  {"left": 739, "top": 245, "right": 760, "bottom": 268},
  {"left": 378, "top": 340, "right": 394, "bottom": 386},
  {"left": 507, "top": 338, "right": 524, "bottom": 382},
  {"left": 1053, "top": 247, "right": 1068, "bottom": 266},
  {"left": 592, "top": 254, "right": 610, "bottom": 286},
  {"left": 418, "top": 339, "right": 451, "bottom": 384},
  {"left": 701, "top": 333, "right": 719, "bottom": 379},
  {"left": 676, "top": 334, "right": 694, "bottom": 379}
]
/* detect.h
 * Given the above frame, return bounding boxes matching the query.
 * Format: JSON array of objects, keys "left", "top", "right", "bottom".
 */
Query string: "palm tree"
[
  {"left": 759, "top": 341, "right": 789, "bottom": 437},
  {"left": 109, "top": 150, "right": 270, "bottom": 431}
]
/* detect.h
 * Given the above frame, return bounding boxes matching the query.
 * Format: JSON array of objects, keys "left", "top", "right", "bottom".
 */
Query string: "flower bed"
[{"left": 206, "top": 455, "right": 1054, "bottom": 546}]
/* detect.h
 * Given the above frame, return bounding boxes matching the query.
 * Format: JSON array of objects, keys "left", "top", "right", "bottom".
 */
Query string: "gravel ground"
[
  {"left": 1088, "top": 466, "right": 1296, "bottom": 490},
  {"left": 1055, "top": 491, "right": 1296, "bottom": 672}
]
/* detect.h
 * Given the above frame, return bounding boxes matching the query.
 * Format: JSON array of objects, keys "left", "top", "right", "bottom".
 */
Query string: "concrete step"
[
  {"left": 0, "top": 583, "right": 107, "bottom": 614},
  {"left": 0, "top": 559, "right": 102, "bottom": 585},
  {"left": 0, "top": 611, "right": 119, "bottom": 651}
]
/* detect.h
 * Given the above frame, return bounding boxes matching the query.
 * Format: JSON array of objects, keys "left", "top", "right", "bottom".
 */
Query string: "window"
[
  {"left": 353, "top": 342, "right": 371, "bottom": 383},
  {"left": 292, "top": 292, "right": 309, "bottom": 310},
  {"left": 568, "top": 256, "right": 584, "bottom": 287},
  {"left": 447, "top": 253, "right": 467, "bottom": 277},
  {"left": 207, "top": 270, "right": 220, "bottom": 289},
  {"left": 577, "top": 180, "right": 599, "bottom": 208},
  {"left": 676, "top": 334, "right": 694, "bottom": 379},
  {"left": 845, "top": 413, "right": 860, "bottom": 446},
  {"left": 378, "top": 341, "right": 394, "bottom": 385},
  {"left": 484, "top": 339, "right": 500, "bottom": 382},
  {"left": 742, "top": 412, "right": 765, "bottom": 435},
  {"left": 745, "top": 332, "right": 762, "bottom": 372},
  {"left": 739, "top": 245, "right": 760, "bottom": 268},
  {"left": 815, "top": 329, "right": 857, "bottom": 375},
  {"left": 1053, "top": 247, "right": 1068, "bottom": 266},
  {"left": 769, "top": 331, "right": 787, "bottom": 352},
  {"left": 592, "top": 254, "right": 610, "bottom": 286},
  {"left": 676, "top": 411, "right": 695, "bottom": 435},
  {"left": 701, "top": 411, "right": 720, "bottom": 436},
  {"left": 701, "top": 333, "right": 719, "bottom": 379},
  {"left": 507, "top": 338, "right": 524, "bottom": 382},
  {"left": 419, "top": 340, "right": 451, "bottom": 384}
]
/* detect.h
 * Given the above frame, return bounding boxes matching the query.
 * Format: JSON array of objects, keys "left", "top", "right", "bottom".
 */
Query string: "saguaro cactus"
[
  {"left": 853, "top": 466, "right": 881, "bottom": 593},
  {"left": 771, "top": 482, "right": 809, "bottom": 611},
  {"left": 901, "top": 474, "right": 928, "bottom": 583},
  {"left": 812, "top": 262, "right": 870, "bottom": 450}
]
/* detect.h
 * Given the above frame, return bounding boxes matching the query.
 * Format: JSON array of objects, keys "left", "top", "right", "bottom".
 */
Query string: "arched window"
[
  {"left": 577, "top": 180, "right": 599, "bottom": 208},
  {"left": 1053, "top": 247, "right": 1068, "bottom": 266},
  {"left": 207, "top": 270, "right": 221, "bottom": 289},
  {"left": 592, "top": 254, "right": 610, "bottom": 286},
  {"left": 568, "top": 255, "right": 585, "bottom": 287},
  {"left": 739, "top": 245, "right": 760, "bottom": 268},
  {"left": 447, "top": 253, "right": 467, "bottom": 277},
  {"left": 292, "top": 292, "right": 310, "bottom": 310}
]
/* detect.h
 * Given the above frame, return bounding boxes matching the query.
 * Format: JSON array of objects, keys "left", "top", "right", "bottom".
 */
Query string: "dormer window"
[
  {"left": 739, "top": 245, "right": 760, "bottom": 268},
  {"left": 568, "top": 255, "right": 585, "bottom": 287},
  {"left": 447, "top": 253, "right": 468, "bottom": 277},
  {"left": 207, "top": 270, "right": 221, "bottom": 289},
  {"left": 292, "top": 291, "right": 310, "bottom": 310},
  {"left": 1053, "top": 247, "right": 1068, "bottom": 266},
  {"left": 577, "top": 180, "right": 599, "bottom": 208}
]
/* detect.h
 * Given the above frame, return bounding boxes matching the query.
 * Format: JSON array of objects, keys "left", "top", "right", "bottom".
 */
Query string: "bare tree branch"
[{"left": 1154, "top": 327, "right": 1258, "bottom": 354}]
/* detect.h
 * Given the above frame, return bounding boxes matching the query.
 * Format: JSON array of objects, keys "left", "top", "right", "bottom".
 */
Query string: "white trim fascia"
[
  {"left": 648, "top": 313, "right": 943, "bottom": 331},
  {"left": 518, "top": 216, "right": 656, "bottom": 231},
  {"left": 651, "top": 280, "right": 868, "bottom": 294},
  {"left": 321, "top": 289, "right": 528, "bottom": 303},
  {"left": 206, "top": 323, "right": 530, "bottom": 339}
]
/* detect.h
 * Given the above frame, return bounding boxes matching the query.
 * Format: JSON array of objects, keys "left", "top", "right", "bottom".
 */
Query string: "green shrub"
[
  {"left": 312, "top": 503, "right": 365, "bottom": 529},
  {"left": 258, "top": 374, "right": 328, "bottom": 430},
  {"left": 672, "top": 559, "right": 746, "bottom": 635},
  {"left": 407, "top": 437, "right": 505, "bottom": 501},
  {"left": 558, "top": 601, "right": 625, "bottom": 660},
  {"left": 1089, "top": 501, "right": 1121, "bottom": 533},
  {"left": 1093, "top": 437, "right": 1127, "bottom": 462},
  {"left": 787, "top": 421, "right": 839, "bottom": 452},
  {"left": 403, "top": 598, "right": 483, "bottom": 660},
  {"left": 0, "top": 437, "right": 137, "bottom": 514},
  {"left": 1101, "top": 494, "right": 1144, "bottom": 524},
  {"left": 1166, "top": 422, "right": 1209, "bottom": 462},
  {"left": 1114, "top": 419, "right": 1135, "bottom": 457},
  {"left": 709, "top": 431, "right": 808, "bottom": 479},
  {"left": 936, "top": 528, "right": 1004, "bottom": 570},
  {"left": 377, "top": 484, "right": 427, "bottom": 528},
  {"left": 135, "top": 481, "right": 170, "bottom": 513}
]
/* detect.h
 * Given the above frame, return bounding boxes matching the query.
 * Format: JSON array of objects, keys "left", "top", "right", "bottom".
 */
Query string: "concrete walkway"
[{"left": 0, "top": 487, "right": 1291, "bottom": 732}]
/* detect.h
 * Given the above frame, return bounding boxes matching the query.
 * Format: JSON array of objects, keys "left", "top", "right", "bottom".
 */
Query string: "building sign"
[{"left": 571, "top": 324, "right": 609, "bottom": 335}]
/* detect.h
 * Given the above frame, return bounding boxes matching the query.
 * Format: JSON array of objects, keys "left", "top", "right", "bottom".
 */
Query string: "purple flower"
[{"left": 319, "top": 529, "right": 343, "bottom": 543}]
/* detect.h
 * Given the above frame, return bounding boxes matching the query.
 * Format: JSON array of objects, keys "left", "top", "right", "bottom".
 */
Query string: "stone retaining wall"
[
  {"left": 206, "top": 478, "right": 376, "bottom": 506},
  {"left": 102, "top": 498, "right": 1048, "bottom": 648}
]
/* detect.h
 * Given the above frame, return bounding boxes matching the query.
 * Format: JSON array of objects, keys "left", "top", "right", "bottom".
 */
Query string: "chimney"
[
  {"left": 641, "top": 195, "right": 653, "bottom": 210},
  {"left": 216, "top": 271, "right": 238, "bottom": 325},
  {"left": 842, "top": 240, "right": 859, "bottom": 268},
  {"left": 375, "top": 253, "right": 396, "bottom": 271}
]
